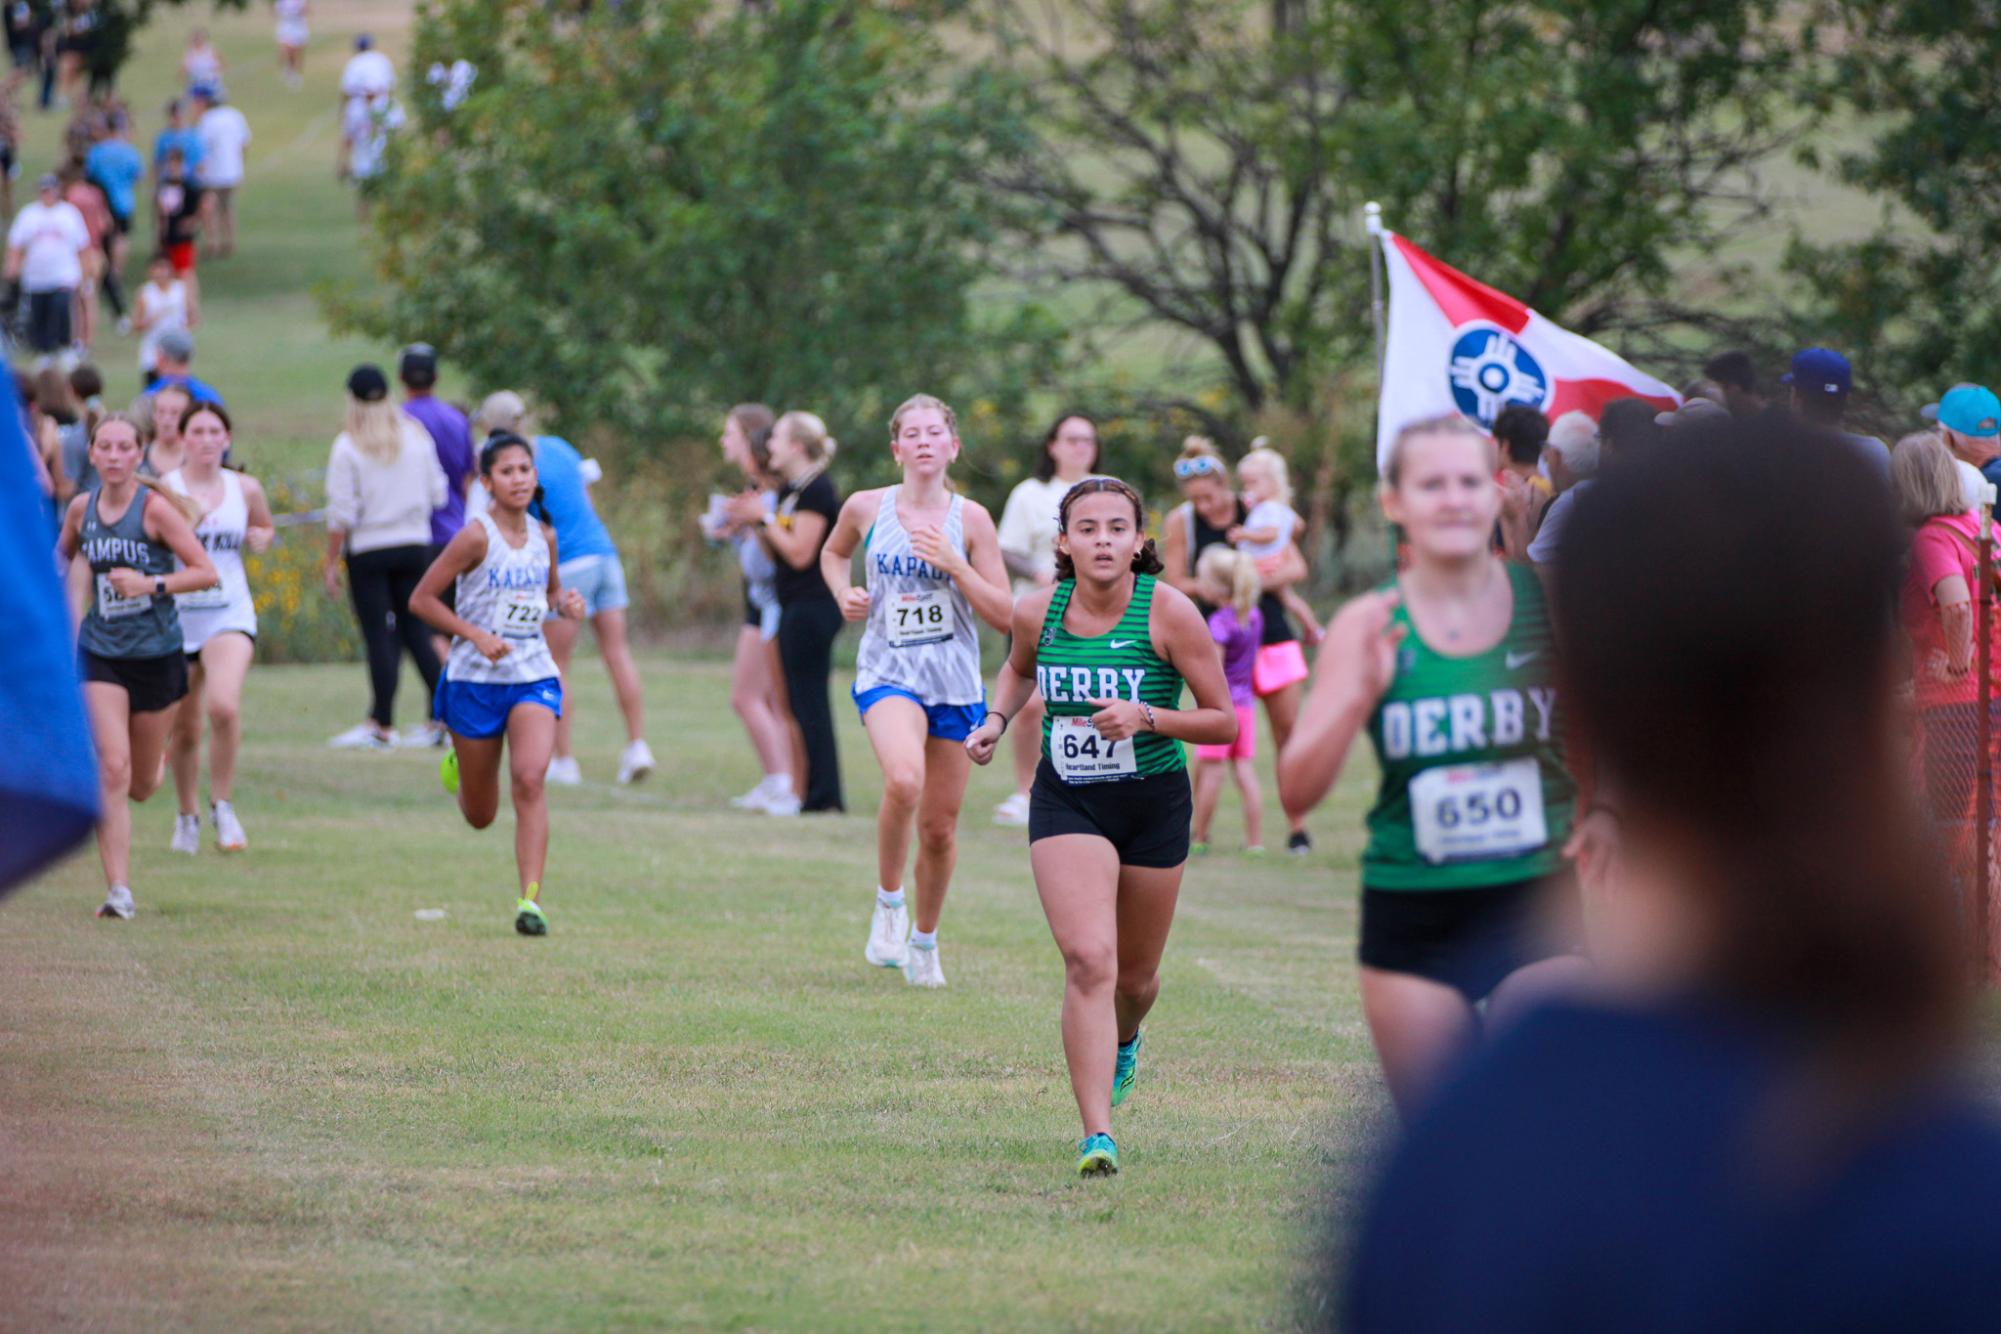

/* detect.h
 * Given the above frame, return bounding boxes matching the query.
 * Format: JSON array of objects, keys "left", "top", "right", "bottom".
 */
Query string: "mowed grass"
[{"left": 4, "top": 653, "right": 1391, "bottom": 1328}]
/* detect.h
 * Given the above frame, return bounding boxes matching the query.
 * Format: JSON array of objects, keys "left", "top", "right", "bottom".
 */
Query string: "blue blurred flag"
[{"left": 0, "top": 378, "right": 97, "bottom": 894}]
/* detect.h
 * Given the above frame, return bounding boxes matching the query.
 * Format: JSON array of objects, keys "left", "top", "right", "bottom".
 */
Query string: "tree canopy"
[{"left": 338, "top": 0, "right": 1061, "bottom": 459}]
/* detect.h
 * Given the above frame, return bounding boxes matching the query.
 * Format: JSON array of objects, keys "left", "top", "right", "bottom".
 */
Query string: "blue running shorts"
[
  {"left": 852, "top": 683, "right": 986, "bottom": 742},
  {"left": 434, "top": 675, "right": 563, "bottom": 740}
]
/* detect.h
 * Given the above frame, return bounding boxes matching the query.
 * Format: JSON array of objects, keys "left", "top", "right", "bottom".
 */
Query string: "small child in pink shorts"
[{"left": 1191, "top": 546, "right": 1265, "bottom": 854}]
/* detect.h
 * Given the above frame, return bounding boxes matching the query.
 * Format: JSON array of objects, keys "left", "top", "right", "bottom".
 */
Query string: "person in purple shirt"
[
  {"left": 1190, "top": 545, "right": 1264, "bottom": 854},
  {"left": 398, "top": 342, "right": 473, "bottom": 671}
]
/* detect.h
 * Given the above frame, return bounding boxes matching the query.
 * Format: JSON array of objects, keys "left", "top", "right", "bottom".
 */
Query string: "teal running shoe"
[
  {"left": 1112, "top": 1030, "right": 1143, "bottom": 1108},
  {"left": 440, "top": 750, "right": 459, "bottom": 795},
  {"left": 1076, "top": 1133, "right": 1119, "bottom": 1177},
  {"left": 514, "top": 894, "right": 547, "bottom": 937}
]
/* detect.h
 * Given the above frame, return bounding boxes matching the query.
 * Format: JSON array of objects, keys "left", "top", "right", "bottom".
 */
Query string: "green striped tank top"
[
  {"left": 1361, "top": 562, "right": 1573, "bottom": 890},
  {"left": 1036, "top": 573, "right": 1185, "bottom": 779}
]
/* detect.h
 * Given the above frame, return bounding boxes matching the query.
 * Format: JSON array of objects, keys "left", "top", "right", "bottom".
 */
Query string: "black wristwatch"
[{"left": 154, "top": 576, "right": 166, "bottom": 597}]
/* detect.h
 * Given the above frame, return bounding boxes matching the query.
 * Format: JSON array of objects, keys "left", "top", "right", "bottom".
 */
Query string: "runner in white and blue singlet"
[
  {"left": 411, "top": 432, "right": 587, "bottom": 939},
  {"left": 819, "top": 393, "right": 1014, "bottom": 988}
]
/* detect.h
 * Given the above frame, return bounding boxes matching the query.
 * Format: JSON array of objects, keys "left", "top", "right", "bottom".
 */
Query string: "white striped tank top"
[
  {"left": 853, "top": 486, "right": 982, "bottom": 706},
  {"left": 446, "top": 512, "right": 560, "bottom": 685}
]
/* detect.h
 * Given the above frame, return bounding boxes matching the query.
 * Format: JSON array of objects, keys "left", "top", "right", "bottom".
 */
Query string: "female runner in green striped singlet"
[
  {"left": 965, "top": 477, "right": 1237, "bottom": 1177},
  {"left": 1279, "top": 416, "right": 1582, "bottom": 1117}
]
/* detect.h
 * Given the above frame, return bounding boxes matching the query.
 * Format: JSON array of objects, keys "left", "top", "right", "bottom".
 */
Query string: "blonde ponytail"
[{"left": 776, "top": 410, "right": 836, "bottom": 466}]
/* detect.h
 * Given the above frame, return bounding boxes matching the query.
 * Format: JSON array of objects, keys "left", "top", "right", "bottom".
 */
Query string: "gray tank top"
[{"left": 77, "top": 485, "right": 183, "bottom": 660}]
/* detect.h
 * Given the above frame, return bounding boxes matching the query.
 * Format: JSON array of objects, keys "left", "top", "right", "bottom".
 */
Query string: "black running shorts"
[
  {"left": 82, "top": 648, "right": 189, "bottom": 714},
  {"left": 1029, "top": 758, "right": 1192, "bottom": 868},
  {"left": 1358, "top": 878, "right": 1577, "bottom": 1001}
]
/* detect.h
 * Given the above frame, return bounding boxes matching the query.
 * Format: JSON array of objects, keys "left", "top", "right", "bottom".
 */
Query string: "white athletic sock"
[
  {"left": 877, "top": 886, "right": 905, "bottom": 909},
  {"left": 910, "top": 929, "right": 937, "bottom": 950},
  {"left": 763, "top": 771, "right": 791, "bottom": 787}
]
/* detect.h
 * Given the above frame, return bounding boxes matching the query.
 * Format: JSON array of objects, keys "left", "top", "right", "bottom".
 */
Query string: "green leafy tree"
[
  {"left": 335, "top": 0, "right": 1061, "bottom": 471},
  {"left": 977, "top": 0, "right": 1811, "bottom": 542},
  {"left": 1784, "top": 2, "right": 2001, "bottom": 412}
]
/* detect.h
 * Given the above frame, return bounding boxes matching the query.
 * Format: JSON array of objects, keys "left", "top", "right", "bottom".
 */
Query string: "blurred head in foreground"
[
  {"left": 1339, "top": 417, "right": 1999, "bottom": 1333},
  {"left": 1558, "top": 415, "right": 1965, "bottom": 1066}
]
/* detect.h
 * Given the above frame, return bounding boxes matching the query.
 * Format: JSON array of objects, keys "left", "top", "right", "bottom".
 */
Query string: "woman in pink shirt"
[{"left": 1893, "top": 433, "right": 2001, "bottom": 853}]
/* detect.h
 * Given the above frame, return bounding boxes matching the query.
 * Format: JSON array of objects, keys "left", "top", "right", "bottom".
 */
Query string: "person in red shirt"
[
  {"left": 58, "top": 167, "right": 108, "bottom": 351},
  {"left": 1891, "top": 431, "right": 2001, "bottom": 863}
]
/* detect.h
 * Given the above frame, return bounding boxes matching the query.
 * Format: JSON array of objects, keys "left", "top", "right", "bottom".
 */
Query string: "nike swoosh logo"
[
  {"left": 1109, "top": 640, "right": 1136, "bottom": 649},
  {"left": 1505, "top": 650, "right": 1539, "bottom": 670}
]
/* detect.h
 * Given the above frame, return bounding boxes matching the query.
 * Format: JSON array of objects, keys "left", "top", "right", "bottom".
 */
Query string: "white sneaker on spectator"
[
  {"left": 545, "top": 755, "right": 583, "bottom": 786},
  {"left": 763, "top": 788, "right": 802, "bottom": 817},
  {"left": 617, "top": 740, "right": 656, "bottom": 785},
  {"left": 328, "top": 723, "right": 393, "bottom": 751},
  {"left": 398, "top": 723, "right": 448, "bottom": 749},
  {"left": 993, "top": 792, "right": 1031, "bottom": 827}
]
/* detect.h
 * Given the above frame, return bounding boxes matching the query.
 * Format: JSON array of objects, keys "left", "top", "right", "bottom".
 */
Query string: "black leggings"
[
  {"left": 345, "top": 544, "right": 442, "bottom": 729},
  {"left": 777, "top": 596, "right": 844, "bottom": 812}
]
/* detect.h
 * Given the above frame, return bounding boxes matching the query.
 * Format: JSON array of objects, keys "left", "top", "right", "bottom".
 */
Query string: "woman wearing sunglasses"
[{"left": 1160, "top": 436, "right": 1315, "bottom": 853}]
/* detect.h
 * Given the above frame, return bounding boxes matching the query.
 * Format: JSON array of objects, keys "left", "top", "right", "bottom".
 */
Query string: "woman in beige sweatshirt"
[{"left": 322, "top": 363, "right": 449, "bottom": 750}]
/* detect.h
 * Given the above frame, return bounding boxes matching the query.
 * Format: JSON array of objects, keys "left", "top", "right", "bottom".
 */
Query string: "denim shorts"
[{"left": 557, "top": 554, "right": 629, "bottom": 617}]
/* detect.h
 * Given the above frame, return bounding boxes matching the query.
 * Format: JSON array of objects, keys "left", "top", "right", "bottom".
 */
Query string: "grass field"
[{"left": 6, "top": 653, "right": 1386, "bottom": 1328}]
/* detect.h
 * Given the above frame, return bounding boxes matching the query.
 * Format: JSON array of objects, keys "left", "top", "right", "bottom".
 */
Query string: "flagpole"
[
  {"left": 1365, "top": 201, "right": 1398, "bottom": 570},
  {"left": 1364, "top": 201, "right": 1385, "bottom": 378}
]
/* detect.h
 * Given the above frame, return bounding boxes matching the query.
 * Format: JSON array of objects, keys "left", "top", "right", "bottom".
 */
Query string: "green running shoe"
[
  {"left": 440, "top": 750, "right": 459, "bottom": 795},
  {"left": 514, "top": 895, "right": 547, "bottom": 936},
  {"left": 1112, "top": 1029, "right": 1143, "bottom": 1108},
  {"left": 1076, "top": 1133, "right": 1119, "bottom": 1177}
]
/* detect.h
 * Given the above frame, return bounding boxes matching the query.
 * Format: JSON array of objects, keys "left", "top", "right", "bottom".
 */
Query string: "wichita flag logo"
[
  {"left": 1448, "top": 324, "right": 1551, "bottom": 425},
  {"left": 1376, "top": 229, "right": 1678, "bottom": 473}
]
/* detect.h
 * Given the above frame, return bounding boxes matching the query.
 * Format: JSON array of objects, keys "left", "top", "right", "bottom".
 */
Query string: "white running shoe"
[
  {"left": 762, "top": 786, "right": 802, "bottom": 817},
  {"left": 398, "top": 723, "right": 448, "bottom": 749},
  {"left": 864, "top": 901, "right": 910, "bottom": 968},
  {"left": 904, "top": 941, "right": 946, "bottom": 989},
  {"left": 545, "top": 755, "right": 583, "bottom": 787},
  {"left": 213, "top": 801, "right": 247, "bottom": 852},
  {"left": 95, "top": 885, "right": 135, "bottom": 920},
  {"left": 993, "top": 792, "right": 1031, "bottom": 827},
  {"left": 617, "top": 739, "right": 656, "bottom": 785},
  {"left": 730, "top": 774, "right": 787, "bottom": 810},
  {"left": 327, "top": 723, "right": 393, "bottom": 751},
  {"left": 170, "top": 813, "right": 200, "bottom": 854}
]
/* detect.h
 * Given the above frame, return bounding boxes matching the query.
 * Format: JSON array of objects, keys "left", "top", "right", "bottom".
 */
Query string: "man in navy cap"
[{"left": 1783, "top": 347, "right": 1888, "bottom": 479}]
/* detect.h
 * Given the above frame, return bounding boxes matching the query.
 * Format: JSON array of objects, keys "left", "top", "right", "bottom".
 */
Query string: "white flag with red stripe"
[{"left": 1375, "top": 230, "right": 1679, "bottom": 473}]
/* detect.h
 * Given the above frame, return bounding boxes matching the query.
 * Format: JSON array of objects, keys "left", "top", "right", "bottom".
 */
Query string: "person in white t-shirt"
[
  {"left": 988, "top": 411, "right": 1099, "bottom": 827},
  {"left": 338, "top": 34, "right": 394, "bottom": 178},
  {"left": 132, "top": 252, "right": 195, "bottom": 380},
  {"left": 189, "top": 86, "right": 249, "bottom": 258},
  {"left": 1229, "top": 444, "right": 1323, "bottom": 643},
  {"left": 345, "top": 94, "right": 404, "bottom": 217},
  {"left": 4, "top": 174, "right": 93, "bottom": 361},
  {"left": 273, "top": 0, "right": 309, "bottom": 89}
]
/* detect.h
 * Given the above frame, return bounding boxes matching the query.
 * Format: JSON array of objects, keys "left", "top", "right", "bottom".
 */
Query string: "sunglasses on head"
[{"left": 1173, "top": 456, "right": 1223, "bottom": 480}]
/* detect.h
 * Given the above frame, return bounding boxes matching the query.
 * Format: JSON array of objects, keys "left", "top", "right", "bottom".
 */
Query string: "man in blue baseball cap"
[
  {"left": 1932, "top": 383, "right": 2001, "bottom": 496},
  {"left": 1782, "top": 347, "right": 1888, "bottom": 479}
]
